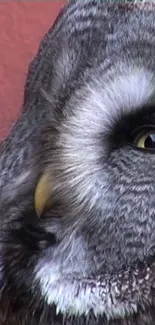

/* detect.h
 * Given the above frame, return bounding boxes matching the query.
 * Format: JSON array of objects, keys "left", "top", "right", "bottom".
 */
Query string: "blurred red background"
[{"left": 0, "top": 1, "right": 65, "bottom": 139}]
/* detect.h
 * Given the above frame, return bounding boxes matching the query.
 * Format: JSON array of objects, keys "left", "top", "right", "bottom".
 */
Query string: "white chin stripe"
[{"left": 34, "top": 262, "right": 143, "bottom": 319}]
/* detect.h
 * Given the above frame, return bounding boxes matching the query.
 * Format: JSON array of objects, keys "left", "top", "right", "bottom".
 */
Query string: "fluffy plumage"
[{"left": 1, "top": 1, "right": 155, "bottom": 324}]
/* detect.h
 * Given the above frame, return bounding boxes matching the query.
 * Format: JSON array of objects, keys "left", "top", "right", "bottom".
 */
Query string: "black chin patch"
[
  {"left": 3, "top": 209, "right": 56, "bottom": 252},
  {"left": 11, "top": 220, "right": 56, "bottom": 252},
  {"left": 1, "top": 209, "right": 57, "bottom": 299}
]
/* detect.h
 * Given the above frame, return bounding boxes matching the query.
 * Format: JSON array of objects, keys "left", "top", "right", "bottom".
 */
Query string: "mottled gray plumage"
[{"left": 1, "top": 1, "right": 155, "bottom": 325}]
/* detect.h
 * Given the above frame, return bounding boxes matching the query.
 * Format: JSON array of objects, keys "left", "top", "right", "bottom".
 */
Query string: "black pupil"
[{"left": 145, "top": 134, "right": 155, "bottom": 148}]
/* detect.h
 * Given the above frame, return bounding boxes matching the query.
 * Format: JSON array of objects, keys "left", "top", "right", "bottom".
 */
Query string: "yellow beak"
[{"left": 34, "top": 172, "right": 52, "bottom": 217}]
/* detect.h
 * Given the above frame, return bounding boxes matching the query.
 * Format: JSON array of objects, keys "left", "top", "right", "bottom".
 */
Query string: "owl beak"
[{"left": 34, "top": 171, "right": 52, "bottom": 217}]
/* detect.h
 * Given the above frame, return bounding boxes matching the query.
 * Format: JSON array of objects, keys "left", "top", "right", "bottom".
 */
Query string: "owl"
[{"left": 1, "top": 1, "right": 155, "bottom": 325}]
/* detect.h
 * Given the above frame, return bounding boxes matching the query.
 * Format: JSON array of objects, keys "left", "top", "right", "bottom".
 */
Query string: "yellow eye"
[{"left": 135, "top": 132, "right": 155, "bottom": 149}]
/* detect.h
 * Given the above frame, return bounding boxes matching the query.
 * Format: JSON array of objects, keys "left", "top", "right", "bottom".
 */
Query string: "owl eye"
[{"left": 134, "top": 127, "right": 155, "bottom": 150}]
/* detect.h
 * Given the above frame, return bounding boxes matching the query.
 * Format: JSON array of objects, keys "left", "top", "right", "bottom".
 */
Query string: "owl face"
[
  {"left": 2, "top": 1, "right": 155, "bottom": 323},
  {"left": 32, "top": 65, "right": 155, "bottom": 319}
]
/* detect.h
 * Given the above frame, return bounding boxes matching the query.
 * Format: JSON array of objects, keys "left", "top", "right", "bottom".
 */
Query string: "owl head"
[{"left": 1, "top": 1, "right": 155, "bottom": 324}]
